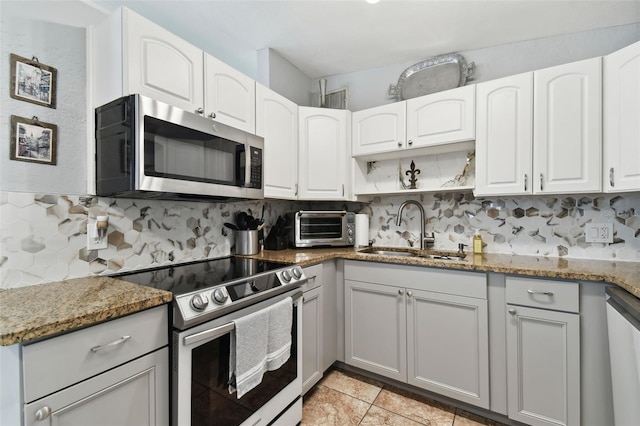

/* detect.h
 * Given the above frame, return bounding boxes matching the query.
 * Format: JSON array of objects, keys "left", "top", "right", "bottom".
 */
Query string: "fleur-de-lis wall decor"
[{"left": 405, "top": 160, "right": 421, "bottom": 189}]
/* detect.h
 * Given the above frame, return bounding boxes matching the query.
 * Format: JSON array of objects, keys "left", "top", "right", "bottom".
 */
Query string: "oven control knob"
[
  {"left": 281, "top": 270, "right": 292, "bottom": 283},
  {"left": 291, "top": 267, "right": 303, "bottom": 280},
  {"left": 212, "top": 288, "right": 228, "bottom": 304},
  {"left": 191, "top": 294, "right": 209, "bottom": 311}
]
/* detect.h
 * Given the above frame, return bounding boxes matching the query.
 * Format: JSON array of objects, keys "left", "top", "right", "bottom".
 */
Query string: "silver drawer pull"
[
  {"left": 90, "top": 335, "right": 131, "bottom": 352},
  {"left": 527, "top": 289, "right": 553, "bottom": 296},
  {"left": 35, "top": 406, "right": 51, "bottom": 421}
]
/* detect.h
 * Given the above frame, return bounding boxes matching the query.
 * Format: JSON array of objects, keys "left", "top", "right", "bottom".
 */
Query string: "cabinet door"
[
  {"left": 533, "top": 57, "right": 602, "bottom": 194},
  {"left": 407, "top": 289, "right": 490, "bottom": 409},
  {"left": 604, "top": 41, "right": 640, "bottom": 192},
  {"left": 24, "top": 348, "right": 169, "bottom": 426},
  {"left": 475, "top": 73, "right": 533, "bottom": 196},
  {"left": 125, "top": 9, "right": 204, "bottom": 113},
  {"left": 298, "top": 107, "right": 350, "bottom": 200},
  {"left": 344, "top": 280, "right": 406, "bottom": 381},
  {"left": 302, "top": 286, "right": 323, "bottom": 395},
  {"left": 204, "top": 53, "right": 256, "bottom": 133},
  {"left": 256, "top": 84, "right": 298, "bottom": 199},
  {"left": 506, "top": 305, "right": 580, "bottom": 426},
  {"left": 406, "top": 85, "right": 475, "bottom": 148},
  {"left": 352, "top": 102, "right": 406, "bottom": 156}
]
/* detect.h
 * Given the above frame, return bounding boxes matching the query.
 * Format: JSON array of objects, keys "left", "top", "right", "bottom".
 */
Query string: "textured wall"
[{"left": 0, "top": 10, "right": 88, "bottom": 195}]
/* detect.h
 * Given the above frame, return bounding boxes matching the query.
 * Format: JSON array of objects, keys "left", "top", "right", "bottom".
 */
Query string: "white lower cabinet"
[
  {"left": 24, "top": 348, "right": 168, "bottom": 426},
  {"left": 301, "top": 264, "right": 324, "bottom": 395},
  {"left": 345, "top": 280, "right": 407, "bottom": 382},
  {"left": 407, "top": 289, "right": 489, "bottom": 408},
  {"left": 21, "top": 306, "right": 169, "bottom": 426},
  {"left": 505, "top": 277, "right": 580, "bottom": 426},
  {"left": 344, "top": 261, "right": 489, "bottom": 409}
]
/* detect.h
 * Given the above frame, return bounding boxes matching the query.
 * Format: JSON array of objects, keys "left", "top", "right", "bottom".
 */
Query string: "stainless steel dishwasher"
[{"left": 605, "top": 286, "right": 640, "bottom": 426}]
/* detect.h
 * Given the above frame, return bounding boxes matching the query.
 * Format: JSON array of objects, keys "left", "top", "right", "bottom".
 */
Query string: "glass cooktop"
[{"left": 114, "top": 256, "right": 290, "bottom": 296}]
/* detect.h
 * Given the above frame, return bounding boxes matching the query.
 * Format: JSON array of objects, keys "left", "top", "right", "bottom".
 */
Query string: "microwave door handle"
[{"left": 244, "top": 143, "right": 251, "bottom": 187}]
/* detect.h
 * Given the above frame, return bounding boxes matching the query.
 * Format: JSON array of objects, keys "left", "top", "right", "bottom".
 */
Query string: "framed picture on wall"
[
  {"left": 10, "top": 115, "right": 57, "bottom": 165},
  {"left": 9, "top": 54, "right": 57, "bottom": 108}
]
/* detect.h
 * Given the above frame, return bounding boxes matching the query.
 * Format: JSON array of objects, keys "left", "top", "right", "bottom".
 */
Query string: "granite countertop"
[
  {"left": 2, "top": 247, "right": 638, "bottom": 347},
  {"left": 244, "top": 246, "right": 640, "bottom": 299},
  {"left": 0, "top": 276, "right": 172, "bottom": 346}
]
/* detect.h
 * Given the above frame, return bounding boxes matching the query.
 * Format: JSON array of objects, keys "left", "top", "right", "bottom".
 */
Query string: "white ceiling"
[{"left": 88, "top": 0, "right": 640, "bottom": 78}]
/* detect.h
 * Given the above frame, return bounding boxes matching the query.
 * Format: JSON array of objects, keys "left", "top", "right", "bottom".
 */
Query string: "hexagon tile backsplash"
[
  {"left": 362, "top": 192, "right": 640, "bottom": 261},
  {"left": 0, "top": 191, "right": 298, "bottom": 289},
  {"left": 1, "top": 190, "right": 639, "bottom": 288}
]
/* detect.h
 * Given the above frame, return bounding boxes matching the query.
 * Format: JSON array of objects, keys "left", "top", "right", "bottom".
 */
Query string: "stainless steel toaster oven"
[{"left": 290, "top": 210, "right": 355, "bottom": 248}]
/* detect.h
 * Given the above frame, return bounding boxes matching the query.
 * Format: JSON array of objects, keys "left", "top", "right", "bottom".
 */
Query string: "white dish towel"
[{"left": 229, "top": 296, "right": 292, "bottom": 398}]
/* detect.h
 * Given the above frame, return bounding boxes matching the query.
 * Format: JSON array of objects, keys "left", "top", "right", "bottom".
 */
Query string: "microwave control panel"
[{"left": 248, "top": 147, "right": 262, "bottom": 189}]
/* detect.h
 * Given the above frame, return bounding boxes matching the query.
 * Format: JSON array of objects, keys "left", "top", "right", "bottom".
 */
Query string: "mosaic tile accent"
[
  {"left": 361, "top": 192, "right": 640, "bottom": 261},
  {"left": 0, "top": 191, "right": 360, "bottom": 289},
  {"left": 0, "top": 192, "right": 293, "bottom": 288},
  {"left": 1, "top": 190, "right": 639, "bottom": 289}
]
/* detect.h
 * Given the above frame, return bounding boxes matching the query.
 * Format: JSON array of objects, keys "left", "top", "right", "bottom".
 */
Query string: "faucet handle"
[
  {"left": 457, "top": 243, "right": 467, "bottom": 254},
  {"left": 423, "top": 232, "right": 435, "bottom": 248}
]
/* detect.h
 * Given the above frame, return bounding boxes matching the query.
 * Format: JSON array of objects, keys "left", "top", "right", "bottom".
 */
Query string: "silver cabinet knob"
[
  {"left": 398, "top": 141, "right": 402, "bottom": 147},
  {"left": 195, "top": 107, "right": 204, "bottom": 115},
  {"left": 398, "top": 289, "right": 404, "bottom": 295},
  {"left": 508, "top": 308, "right": 517, "bottom": 316},
  {"left": 407, "top": 290, "right": 413, "bottom": 297},
  {"left": 35, "top": 406, "right": 52, "bottom": 421},
  {"left": 208, "top": 112, "right": 217, "bottom": 119},
  {"left": 408, "top": 139, "right": 413, "bottom": 146}
]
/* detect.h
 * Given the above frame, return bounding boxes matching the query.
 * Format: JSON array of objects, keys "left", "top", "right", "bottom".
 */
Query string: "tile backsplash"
[
  {"left": 362, "top": 192, "right": 640, "bottom": 261},
  {"left": 1, "top": 190, "right": 639, "bottom": 289}
]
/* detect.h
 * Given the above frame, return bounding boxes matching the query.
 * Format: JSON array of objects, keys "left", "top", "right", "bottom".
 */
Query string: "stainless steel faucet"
[{"left": 396, "top": 200, "right": 433, "bottom": 250}]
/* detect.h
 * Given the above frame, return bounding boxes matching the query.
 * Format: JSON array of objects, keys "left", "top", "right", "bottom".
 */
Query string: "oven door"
[{"left": 173, "top": 289, "right": 302, "bottom": 426}]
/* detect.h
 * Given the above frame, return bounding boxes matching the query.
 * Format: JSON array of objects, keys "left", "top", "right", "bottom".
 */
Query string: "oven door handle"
[{"left": 183, "top": 291, "right": 303, "bottom": 347}]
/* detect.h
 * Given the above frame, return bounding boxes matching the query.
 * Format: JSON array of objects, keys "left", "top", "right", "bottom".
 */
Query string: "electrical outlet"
[
  {"left": 87, "top": 216, "right": 109, "bottom": 250},
  {"left": 585, "top": 223, "right": 613, "bottom": 244}
]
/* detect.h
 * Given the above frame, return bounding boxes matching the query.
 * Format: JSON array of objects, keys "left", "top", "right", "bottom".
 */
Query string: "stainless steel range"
[{"left": 116, "top": 256, "right": 306, "bottom": 426}]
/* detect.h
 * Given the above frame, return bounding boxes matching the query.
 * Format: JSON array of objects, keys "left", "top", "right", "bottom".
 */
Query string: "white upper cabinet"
[
  {"left": 533, "top": 57, "right": 602, "bottom": 194},
  {"left": 256, "top": 84, "right": 298, "bottom": 200},
  {"left": 352, "top": 102, "right": 406, "bottom": 156},
  {"left": 475, "top": 72, "right": 533, "bottom": 196},
  {"left": 298, "top": 107, "right": 351, "bottom": 200},
  {"left": 406, "top": 85, "right": 476, "bottom": 148},
  {"left": 604, "top": 40, "right": 640, "bottom": 193},
  {"left": 93, "top": 7, "right": 256, "bottom": 133},
  {"left": 93, "top": 7, "right": 204, "bottom": 112},
  {"left": 204, "top": 53, "right": 256, "bottom": 133}
]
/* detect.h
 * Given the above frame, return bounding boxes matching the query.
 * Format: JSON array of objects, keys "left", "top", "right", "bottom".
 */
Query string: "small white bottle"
[{"left": 472, "top": 230, "right": 483, "bottom": 254}]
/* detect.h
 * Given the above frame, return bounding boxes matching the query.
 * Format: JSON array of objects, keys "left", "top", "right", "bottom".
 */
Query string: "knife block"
[{"left": 264, "top": 229, "right": 288, "bottom": 251}]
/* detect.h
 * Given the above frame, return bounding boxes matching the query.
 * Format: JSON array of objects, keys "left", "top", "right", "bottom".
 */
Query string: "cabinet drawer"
[
  {"left": 301, "top": 264, "right": 323, "bottom": 292},
  {"left": 506, "top": 276, "right": 579, "bottom": 313},
  {"left": 23, "top": 305, "right": 168, "bottom": 403}
]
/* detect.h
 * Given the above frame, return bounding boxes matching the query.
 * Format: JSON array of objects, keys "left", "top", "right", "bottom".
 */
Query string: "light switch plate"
[{"left": 585, "top": 223, "right": 613, "bottom": 244}]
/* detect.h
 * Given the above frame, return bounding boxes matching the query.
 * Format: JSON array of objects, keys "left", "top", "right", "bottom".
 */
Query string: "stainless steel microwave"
[
  {"left": 290, "top": 210, "right": 355, "bottom": 248},
  {"left": 95, "top": 94, "right": 263, "bottom": 201}
]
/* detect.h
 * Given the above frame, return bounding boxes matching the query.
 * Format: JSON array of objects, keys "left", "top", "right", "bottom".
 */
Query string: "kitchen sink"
[
  {"left": 360, "top": 247, "right": 466, "bottom": 261},
  {"left": 419, "top": 254, "right": 466, "bottom": 261},
  {"left": 363, "top": 249, "right": 418, "bottom": 257}
]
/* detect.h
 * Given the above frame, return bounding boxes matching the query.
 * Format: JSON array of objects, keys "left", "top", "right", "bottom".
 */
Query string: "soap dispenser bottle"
[{"left": 473, "top": 230, "right": 483, "bottom": 254}]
